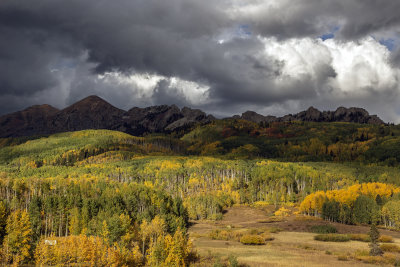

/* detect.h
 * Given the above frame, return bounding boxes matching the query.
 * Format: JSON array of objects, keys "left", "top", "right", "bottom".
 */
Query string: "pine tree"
[
  {"left": 369, "top": 224, "right": 383, "bottom": 256},
  {"left": 0, "top": 201, "right": 8, "bottom": 243}
]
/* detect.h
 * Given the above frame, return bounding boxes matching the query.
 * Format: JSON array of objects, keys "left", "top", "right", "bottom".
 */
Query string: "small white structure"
[{"left": 44, "top": 240, "right": 57, "bottom": 246}]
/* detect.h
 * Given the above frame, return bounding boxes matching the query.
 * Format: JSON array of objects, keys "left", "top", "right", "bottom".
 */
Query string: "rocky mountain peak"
[
  {"left": 63, "top": 95, "right": 123, "bottom": 113},
  {"left": 233, "top": 106, "right": 384, "bottom": 125},
  {"left": 241, "top": 111, "right": 269, "bottom": 123}
]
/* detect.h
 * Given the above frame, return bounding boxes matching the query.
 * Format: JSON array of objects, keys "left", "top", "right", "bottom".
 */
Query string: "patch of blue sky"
[
  {"left": 54, "top": 58, "right": 78, "bottom": 69},
  {"left": 319, "top": 26, "right": 340, "bottom": 41},
  {"left": 237, "top": 24, "right": 252, "bottom": 37},
  {"left": 379, "top": 38, "right": 396, "bottom": 51},
  {"left": 49, "top": 58, "right": 79, "bottom": 73}
]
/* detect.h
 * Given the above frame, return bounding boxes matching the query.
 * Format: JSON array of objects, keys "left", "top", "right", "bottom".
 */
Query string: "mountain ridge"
[
  {"left": 233, "top": 106, "right": 384, "bottom": 125},
  {"left": 0, "top": 96, "right": 385, "bottom": 138}
]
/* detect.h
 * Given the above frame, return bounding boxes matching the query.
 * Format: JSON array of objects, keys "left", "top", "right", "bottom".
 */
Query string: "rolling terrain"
[{"left": 0, "top": 107, "right": 400, "bottom": 265}]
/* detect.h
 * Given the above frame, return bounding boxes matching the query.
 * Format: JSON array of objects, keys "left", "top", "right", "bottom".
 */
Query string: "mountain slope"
[
  {"left": 0, "top": 104, "right": 59, "bottom": 137},
  {"left": 0, "top": 96, "right": 385, "bottom": 138},
  {"left": 0, "top": 96, "right": 214, "bottom": 137},
  {"left": 50, "top": 95, "right": 125, "bottom": 132}
]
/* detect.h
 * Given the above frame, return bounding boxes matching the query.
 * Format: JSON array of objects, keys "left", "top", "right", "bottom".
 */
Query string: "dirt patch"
[{"left": 219, "top": 205, "right": 273, "bottom": 225}]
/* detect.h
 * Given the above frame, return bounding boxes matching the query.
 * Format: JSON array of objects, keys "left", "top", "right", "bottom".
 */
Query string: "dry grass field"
[{"left": 189, "top": 206, "right": 400, "bottom": 266}]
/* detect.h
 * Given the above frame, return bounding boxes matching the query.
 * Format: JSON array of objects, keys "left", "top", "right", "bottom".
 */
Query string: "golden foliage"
[
  {"left": 300, "top": 182, "right": 400, "bottom": 215},
  {"left": 2, "top": 210, "right": 33, "bottom": 265},
  {"left": 34, "top": 234, "right": 142, "bottom": 266}
]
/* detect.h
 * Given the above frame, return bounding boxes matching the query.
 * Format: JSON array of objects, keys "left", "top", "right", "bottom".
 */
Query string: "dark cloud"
[
  {"left": 152, "top": 79, "right": 190, "bottom": 107},
  {"left": 0, "top": 28, "right": 56, "bottom": 95},
  {"left": 243, "top": 0, "right": 400, "bottom": 40},
  {"left": 0, "top": 0, "right": 399, "bottom": 122}
]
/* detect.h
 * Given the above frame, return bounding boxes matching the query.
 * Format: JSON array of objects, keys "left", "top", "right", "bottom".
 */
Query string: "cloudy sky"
[{"left": 1, "top": 0, "right": 400, "bottom": 122}]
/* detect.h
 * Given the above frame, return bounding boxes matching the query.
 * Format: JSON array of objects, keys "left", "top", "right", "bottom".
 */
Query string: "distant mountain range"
[
  {"left": 234, "top": 106, "right": 384, "bottom": 125},
  {"left": 0, "top": 95, "right": 384, "bottom": 138}
]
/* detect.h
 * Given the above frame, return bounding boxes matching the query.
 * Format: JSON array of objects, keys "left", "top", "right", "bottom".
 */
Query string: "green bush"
[
  {"left": 314, "top": 234, "right": 350, "bottom": 242},
  {"left": 349, "top": 234, "right": 371, "bottom": 242},
  {"left": 240, "top": 235, "right": 266, "bottom": 245},
  {"left": 228, "top": 254, "right": 239, "bottom": 267},
  {"left": 310, "top": 225, "right": 337, "bottom": 234},
  {"left": 268, "top": 227, "right": 283, "bottom": 233}
]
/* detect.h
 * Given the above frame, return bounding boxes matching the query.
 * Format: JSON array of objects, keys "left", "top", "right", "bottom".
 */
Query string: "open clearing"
[{"left": 189, "top": 206, "right": 400, "bottom": 266}]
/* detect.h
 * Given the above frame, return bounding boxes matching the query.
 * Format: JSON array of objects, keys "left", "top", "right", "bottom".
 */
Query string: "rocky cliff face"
[
  {"left": 0, "top": 96, "right": 215, "bottom": 137},
  {"left": 235, "top": 106, "right": 384, "bottom": 125}
]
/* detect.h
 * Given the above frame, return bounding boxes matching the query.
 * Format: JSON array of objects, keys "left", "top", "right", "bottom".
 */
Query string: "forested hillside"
[
  {"left": 1, "top": 125, "right": 400, "bottom": 265},
  {"left": 183, "top": 119, "right": 400, "bottom": 164}
]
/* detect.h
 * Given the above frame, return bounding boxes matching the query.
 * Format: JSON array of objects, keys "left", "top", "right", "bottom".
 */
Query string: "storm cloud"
[{"left": 1, "top": 0, "right": 400, "bottom": 122}]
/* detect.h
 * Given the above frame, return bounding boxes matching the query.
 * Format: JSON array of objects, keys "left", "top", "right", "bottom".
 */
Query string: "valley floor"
[{"left": 189, "top": 206, "right": 400, "bottom": 266}]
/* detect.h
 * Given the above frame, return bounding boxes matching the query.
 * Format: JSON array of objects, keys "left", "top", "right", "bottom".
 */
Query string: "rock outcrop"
[{"left": 234, "top": 106, "right": 384, "bottom": 125}]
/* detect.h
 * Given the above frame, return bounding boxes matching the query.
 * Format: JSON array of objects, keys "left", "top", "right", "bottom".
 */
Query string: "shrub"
[
  {"left": 383, "top": 254, "right": 399, "bottom": 266},
  {"left": 228, "top": 255, "right": 239, "bottom": 267},
  {"left": 213, "top": 258, "right": 224, "bottom": 267},
  {"left": 337, "top": 255, "right": 349, "bottom": 261},
  {"left": 349, "top": 234, "right": 371, "bottom": 242},
  {"left": 354, "top": 249, "right": 370, "bottom": 257},
  {"left": 310, "top": 225, "right": 337, "bottom": 234},
  {"left": 240, "top": 235, "right": 266, "bottom": 245},
  {"left": 379, "top": 235, "right": 394, "bottom": 243},
  {"left": 354, "top": 255, "right": 390, "bottom": 265},
  {"left": 256, "top": 217, "right": 285, "bottom": 223},
  {"left": 380, "top": 244, "right": 400, "bottom": 252},
  {"left": 268, "top": 227, "right": 283, "bottom": 233},
  {"left": 274, "top": 207, "right": 291, "bottom": 217},
  {"left": 357, "top": 252, "right": 399, "bottom": 265},
  {"left": 314, "top": 234, "right": 350, "bottom": 242},
  {"left": 209, "top": 229, "right": 243, "bottom": 242}
]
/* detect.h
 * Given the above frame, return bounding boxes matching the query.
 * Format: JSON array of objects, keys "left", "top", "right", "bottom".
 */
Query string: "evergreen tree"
[
  {"left": 369, "top": 224, "right": 383, "bottom": 256},
  {"left": 0, "top": 201, "right": 8, "bottom": 244},
  {"left": 353, "top": 195, "right": 379, "bottom": 224}
]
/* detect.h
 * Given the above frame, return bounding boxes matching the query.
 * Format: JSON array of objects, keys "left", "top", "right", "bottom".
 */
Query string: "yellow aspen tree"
[
  {"left": 100, "top": 220, "right": 110, "bottom": 244},
  {"left": 3, "top": 210, "right": 33, "bottom": 265}
]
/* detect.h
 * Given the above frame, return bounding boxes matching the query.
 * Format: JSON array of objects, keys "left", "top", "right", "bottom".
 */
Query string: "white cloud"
[
  {"left": 169, "top": 77, "right": 210, "bottom": 105},
  {"left": 253, "top": 36, "right": 400, "bottom": 122},
  {"left": 324, "top": 37, "right": 398, "bottom": 94},
  {"left": 96, "top": 72, "right": 210, "bottom": 106},
  {"left": 261, "top": 36, "right": 399, "bottom": 93}
]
